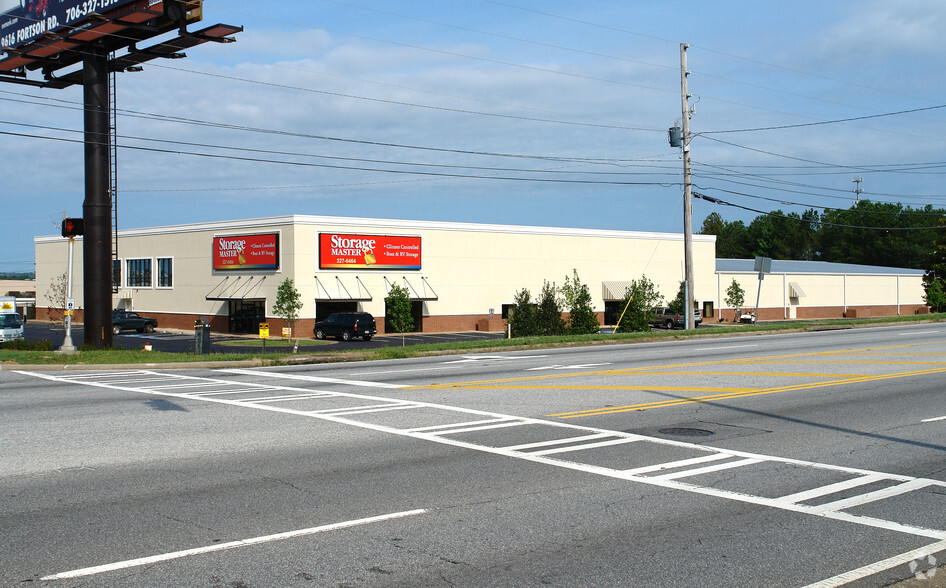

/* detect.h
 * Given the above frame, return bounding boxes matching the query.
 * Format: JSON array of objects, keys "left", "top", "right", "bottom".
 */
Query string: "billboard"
[
  {"left": 213, "top": 233, "right": 279, "bottom": 271},
  {"left": 1, "top": 0, "right": 140, "bottom": 51},
  {"left": 319, "top": 233, "right": 421, "bottom": 270}
]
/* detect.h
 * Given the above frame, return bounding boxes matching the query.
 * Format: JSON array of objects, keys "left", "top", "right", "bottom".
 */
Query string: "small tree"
[
  {"left": 923, "top": 277, "right": 946, "bottom": 313},
  {"left": 534, "top": 280, "right": 566, "bottom": 336},
  {"left": 45, "top": 271, "right": 67, "bottom": 323},
  {"left": 561, "top": 269, "right": 600, "bottom": 335},
  {"left": 508, "top": 288, "right": 537, "bottom": 337},
  {"left": 725, "top": 279, "right": 746, "bottom": 321},
  {"left": 617, "top": 276, "right": 663, "bottom": 332},
  {"left": 273, "top": 278, "right": 302, "bottom": 347},
  {"left": 385, "top": 283, "right": 414, "bottom": 345}
]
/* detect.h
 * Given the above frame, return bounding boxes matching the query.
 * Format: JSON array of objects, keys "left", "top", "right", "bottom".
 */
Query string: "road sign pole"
[{"left": 59, "top": 237, "right": 78, "bottom": 354}]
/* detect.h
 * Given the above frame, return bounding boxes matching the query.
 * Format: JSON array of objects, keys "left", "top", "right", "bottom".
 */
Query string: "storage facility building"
[{"left": 33, "top": 215, "right": 929, "bottom": 335}]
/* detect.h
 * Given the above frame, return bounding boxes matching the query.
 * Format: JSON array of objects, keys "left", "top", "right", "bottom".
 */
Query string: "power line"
[
  {"left": 702, "top": 104, "right": 946, "bottom": 134},
  {"left": 0, "top": 128, "right": 678, "bottom": 186}
]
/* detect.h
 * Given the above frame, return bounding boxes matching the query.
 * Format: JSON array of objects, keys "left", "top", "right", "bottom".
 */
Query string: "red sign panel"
[
  {"left": 213, "top": 233, "right": 279, "bottom": 271},
  {"left": 319, "top": 233, "right": 421, "bottom": 270}
]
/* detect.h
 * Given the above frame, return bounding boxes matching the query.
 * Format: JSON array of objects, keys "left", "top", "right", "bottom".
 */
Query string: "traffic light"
[{"left": 61, "top": 218, "right": 84, "bottom": 238}]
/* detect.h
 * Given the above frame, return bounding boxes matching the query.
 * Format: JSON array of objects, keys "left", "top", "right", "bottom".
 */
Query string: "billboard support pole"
[{"left": 83, "top": 46, "right": 113, "bottom": 348}]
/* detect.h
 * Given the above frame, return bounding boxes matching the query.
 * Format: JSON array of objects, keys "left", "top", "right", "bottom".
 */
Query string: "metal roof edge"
[{"left": 35, "top": 215, "right": 716, "bottom": 242}]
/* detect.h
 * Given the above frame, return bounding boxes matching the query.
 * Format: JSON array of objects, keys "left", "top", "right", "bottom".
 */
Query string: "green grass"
[
  {"left": 0, "top": 348, "right": 264, "bottom": 365},
  {"left": 2, "top": 313, "right": 943, "bottom": 366},
  {"left": 214, "top": 338, "right": 329, "bottom": 348}
]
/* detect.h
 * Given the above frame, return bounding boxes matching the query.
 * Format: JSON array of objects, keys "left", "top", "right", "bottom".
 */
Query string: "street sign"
[{"left": 259, "top": 323, "right": 269, "bottom": 339}]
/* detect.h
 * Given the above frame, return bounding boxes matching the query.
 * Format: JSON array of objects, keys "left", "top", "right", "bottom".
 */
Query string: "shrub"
[
  {"left": 561, "top": 270, "right": 600, "bottom": 335},
  {"left": 508, "top": 288, "right": 537, "bottom": 337},
  {"left": 534, "top": 281, "right": 566, "bottom": 336},
  {"left": 617, "top": 276, "right": 663, "bottom": 332}
]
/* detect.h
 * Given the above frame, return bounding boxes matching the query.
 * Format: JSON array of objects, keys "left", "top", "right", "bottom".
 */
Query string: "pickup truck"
[
  {"left": 650, "top": 306, "right": 702, "bottom": 329},
  {"left": 112, "top": 310, "right": 157, "bottom": 335}
]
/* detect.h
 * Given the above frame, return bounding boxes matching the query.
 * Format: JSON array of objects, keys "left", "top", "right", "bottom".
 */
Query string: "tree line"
[{"left": 701, "top": 201, "right": 944, "bottom": 270}]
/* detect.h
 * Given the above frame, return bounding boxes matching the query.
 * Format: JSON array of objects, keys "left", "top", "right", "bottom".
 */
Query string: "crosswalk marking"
[
  {"left": 648, "top": 457, "right": 763, "bottom": 481},
  {"left": 779, "top": 474, "right": 888, "bottom": 504},
  {"left": 20, "top": 369, "right": 946, "bottom": 546}
]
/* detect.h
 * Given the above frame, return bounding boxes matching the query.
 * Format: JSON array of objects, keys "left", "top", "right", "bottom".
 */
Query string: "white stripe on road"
[
  {"left": 222, "top": 368, "right": 407, "bottom": 388},
  {"left": 922, "top": 415, "right": 946, "bottom": 423},
  {"left": 804, "top": 539, "right": 946, "bottom": 588},
  {"left": 778, "top": 474, "right": 887, "bottom": 505},
  {"left": 40, "top": 509, "right": 427, "bottom": 581},
  {"left": 692, "top": 344, "right": 756, "bottom": 351},
  {"left": 899, "top": 330, "right": 940, "bottom": 336},
  {"left": 648, "top": 458, "right": 763, "bottom": 481}
]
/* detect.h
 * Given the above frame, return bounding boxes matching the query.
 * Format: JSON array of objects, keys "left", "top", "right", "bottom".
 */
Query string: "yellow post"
[{"left": 613, "top": 296, "right": 634, "bottom": 333}]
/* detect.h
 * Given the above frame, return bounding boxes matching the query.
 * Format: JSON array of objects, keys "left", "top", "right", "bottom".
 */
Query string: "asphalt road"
[{"left": 2, "top": 323, "right": 944, "bottom": 586}]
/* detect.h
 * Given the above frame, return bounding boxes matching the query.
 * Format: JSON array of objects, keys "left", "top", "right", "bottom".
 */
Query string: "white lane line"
[
  {"left": 40, "top": 509, "right": 427, "bottom": 581},
  {"left": 649, "top": 458, "right": 763, "bottom": 481},
  {"left": 922, "top": 415, "right": 946, "bottom": 423},
  {"left": 804, "top": 539, "right": 946, "bottom": 588},
  {"left": 899, "top": 330, "right": 940, "bottom": 336},
  {"left": 778, "top": 474, "right": 888, "bottom": 505},
  {"left": 692, "top": 344, "right": 756, "bottom": 351},
  {"left": 222, "top": 368, "right": 407, "bottom": 389}
]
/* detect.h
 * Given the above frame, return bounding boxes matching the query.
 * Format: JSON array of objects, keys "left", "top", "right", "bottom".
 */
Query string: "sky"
[{"left": 2, "top": 0, "right": 946, "bottom": 272}]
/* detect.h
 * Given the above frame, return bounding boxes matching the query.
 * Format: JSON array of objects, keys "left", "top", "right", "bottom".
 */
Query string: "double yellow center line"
[{"left": 414, "top": 341, "right": 946, "bottom": 419}]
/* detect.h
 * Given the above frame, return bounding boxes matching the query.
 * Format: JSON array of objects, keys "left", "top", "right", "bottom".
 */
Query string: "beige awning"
[
  {"left": 789, "top": 282, "right": 806, "bottom": 298},
  {"left": 602, "top": 281, "right": 634, "bottom": 301},
  {"left": 314, "top": 276, "right": 373, "bottom": 301}
]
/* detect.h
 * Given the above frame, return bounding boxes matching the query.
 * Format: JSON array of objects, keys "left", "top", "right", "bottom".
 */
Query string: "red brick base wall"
[{"left": 36, "top": 305, "right": 931, "bottom": 335}]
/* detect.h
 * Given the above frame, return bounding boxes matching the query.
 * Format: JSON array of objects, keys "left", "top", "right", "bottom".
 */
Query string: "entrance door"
[
  {"left": 315, "top": 300, "right": 358, "bottom": 322},
  {"left": 228, "top": 299, "right": 265, "bottom": 334}
]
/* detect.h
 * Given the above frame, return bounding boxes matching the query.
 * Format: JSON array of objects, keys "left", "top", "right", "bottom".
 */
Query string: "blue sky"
[{"left": 2, "top": 0, "right": 945, "bottom": 272}]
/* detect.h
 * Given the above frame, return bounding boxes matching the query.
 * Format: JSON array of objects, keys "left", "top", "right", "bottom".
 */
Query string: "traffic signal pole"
[{"left": 83, "top": 47, "right": 113, "bottom": 348}]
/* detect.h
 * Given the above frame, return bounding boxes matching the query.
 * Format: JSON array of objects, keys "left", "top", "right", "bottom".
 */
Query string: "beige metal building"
[
  {"left": 33, "top": 215, "right": 928, "bottom": 334},
  {"left": 715, "top": 259, "right": 927, "bottom": 322}
]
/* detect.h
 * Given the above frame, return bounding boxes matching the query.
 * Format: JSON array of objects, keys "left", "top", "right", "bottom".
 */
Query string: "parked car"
[
  {"left": 313, "top": 312, "right": 377, "bottom": 341},
  {"left": 650, "top": 306, "right": 702, "bottom": 329},
  {"left": 111, "top": 310, "right": 157, "bottom": 335}
]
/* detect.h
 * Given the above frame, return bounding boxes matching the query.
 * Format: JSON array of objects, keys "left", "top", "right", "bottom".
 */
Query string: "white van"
[{"left": 0, "top": 296, "right": 24, "bottom": 342}]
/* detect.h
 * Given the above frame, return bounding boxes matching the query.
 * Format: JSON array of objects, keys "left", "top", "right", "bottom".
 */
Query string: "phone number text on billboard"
[{"left": 1, "top": 0, "right": 138, "bottom": 51}]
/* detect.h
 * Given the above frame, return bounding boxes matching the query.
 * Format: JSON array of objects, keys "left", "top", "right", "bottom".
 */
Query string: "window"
[
  {"left": 126, "top": 258, "right": 152, "bottom": 288},
  {"left": 157, "top": 258, "right": 173, "bottom": 288}
]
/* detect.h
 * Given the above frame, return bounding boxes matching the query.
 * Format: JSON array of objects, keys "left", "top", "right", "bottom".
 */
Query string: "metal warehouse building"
[{"left": 33, "top": 215, "right": 929, "bottom": 335}]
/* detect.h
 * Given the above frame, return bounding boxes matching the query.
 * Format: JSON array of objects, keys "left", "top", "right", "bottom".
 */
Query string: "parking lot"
[{"left": 21, "top": 321, "right": 510, "bottom": 353}]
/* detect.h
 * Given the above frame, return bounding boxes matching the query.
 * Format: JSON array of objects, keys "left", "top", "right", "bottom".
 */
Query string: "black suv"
[
  {"left": 112, "top": 310, "right": 157, "bottom": 334},
  {"left": 314, "top": 312, "right": 377, "bottom": 341}
]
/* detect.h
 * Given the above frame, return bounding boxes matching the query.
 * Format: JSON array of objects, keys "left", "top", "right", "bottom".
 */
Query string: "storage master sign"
[{"left": 319, "top": 233, "right": 421, "bottom": 270}]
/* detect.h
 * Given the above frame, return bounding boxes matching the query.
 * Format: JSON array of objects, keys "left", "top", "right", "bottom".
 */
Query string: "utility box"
[{"left": 194, "top": 319, "right": 211, "bottom": 355}]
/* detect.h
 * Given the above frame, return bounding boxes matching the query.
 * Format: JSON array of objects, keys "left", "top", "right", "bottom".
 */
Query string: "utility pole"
[
  {"left": 680, "top": 43, "right": 695, "bottom": 330},
  {"left": 852, "top": 176, "right": 864, "bottom": 204}
]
